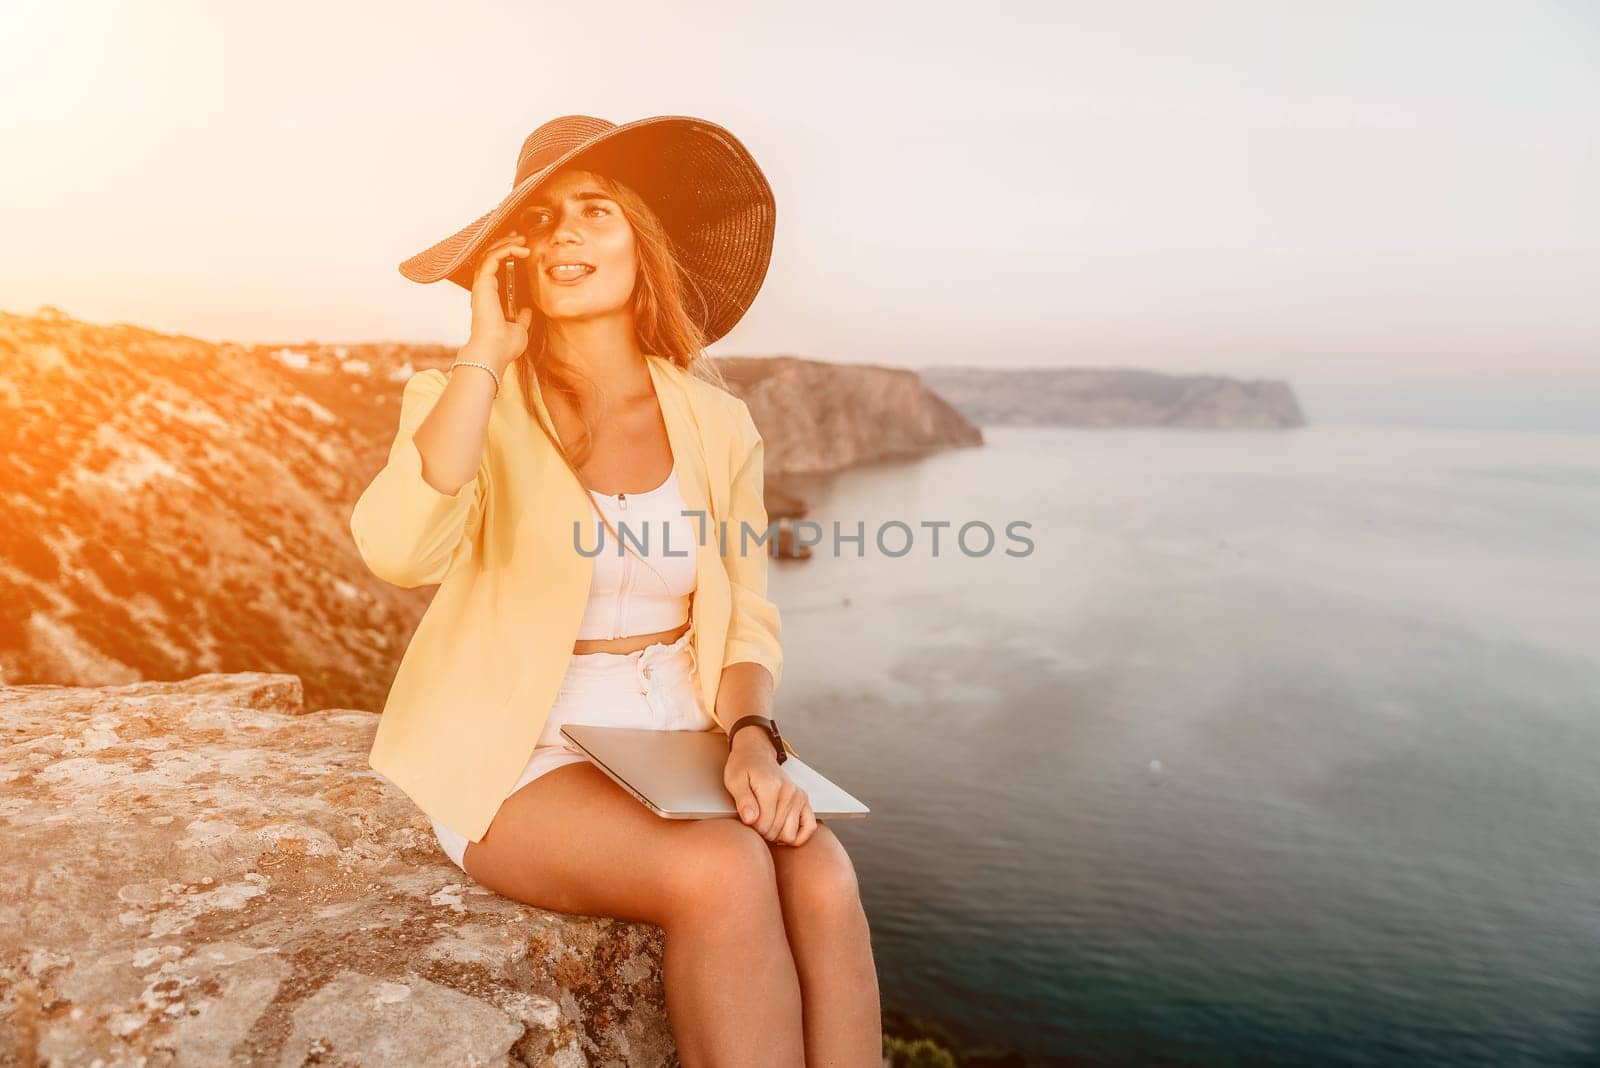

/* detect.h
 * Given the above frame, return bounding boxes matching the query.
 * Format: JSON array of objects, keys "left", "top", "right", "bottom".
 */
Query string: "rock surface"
[
  {"left": 0, "top": 671, "right": 678, "bottom": 1066},
  {"left": 917, "top": 364, "right": 1306, "bottom": 428}
]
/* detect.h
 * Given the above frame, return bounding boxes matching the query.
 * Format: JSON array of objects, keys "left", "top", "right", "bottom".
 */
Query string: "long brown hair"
[{"left": 509, "top": 170, "right": 733, "bottom": 585}]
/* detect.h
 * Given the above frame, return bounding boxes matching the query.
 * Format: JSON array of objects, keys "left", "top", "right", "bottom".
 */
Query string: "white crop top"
[{"left": 575, "top": 464, "right": 699, "bottom": 640}]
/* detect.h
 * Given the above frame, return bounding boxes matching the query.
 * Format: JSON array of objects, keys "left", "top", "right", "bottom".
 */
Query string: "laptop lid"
[{"left": 560, "top": 725, "right": 871, "bottom": 821}]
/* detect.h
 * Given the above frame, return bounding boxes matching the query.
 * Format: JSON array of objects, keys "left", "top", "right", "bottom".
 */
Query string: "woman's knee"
[
  {"left": 661, "top": 819, "right": 782, "bottom": 923},
  {"left": 773, "top": 826, "right": 864, "bottom": 924}
]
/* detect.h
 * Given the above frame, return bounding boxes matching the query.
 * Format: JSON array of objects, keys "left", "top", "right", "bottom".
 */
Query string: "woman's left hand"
[{"left": 724, "top": 740, "right": 817, "bottom": 847}]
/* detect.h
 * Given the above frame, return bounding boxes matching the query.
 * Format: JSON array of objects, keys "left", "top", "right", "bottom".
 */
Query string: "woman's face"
[{"left": 517, "top": 168, "right": 637, "bottom": 323}]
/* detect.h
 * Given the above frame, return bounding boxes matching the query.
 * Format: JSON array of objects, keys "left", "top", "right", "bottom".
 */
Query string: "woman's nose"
[{"left": 552, "top": 215, "right": 584, "bottom": 241}]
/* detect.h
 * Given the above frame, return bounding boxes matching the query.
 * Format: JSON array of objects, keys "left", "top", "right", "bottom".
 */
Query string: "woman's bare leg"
[
  {"left": 769, "top": 825, "right": 882, "bottom": 1067},
  {"left": 462, "top": 762, "right": 805, "bottom": 1066}
]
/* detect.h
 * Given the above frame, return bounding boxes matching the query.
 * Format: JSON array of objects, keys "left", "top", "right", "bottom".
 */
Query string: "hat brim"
[{"left": 397, "top": 115, "right": 775, "bottom": 346}]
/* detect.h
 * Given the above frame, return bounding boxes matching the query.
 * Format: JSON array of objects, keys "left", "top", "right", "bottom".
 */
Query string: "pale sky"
[{"left": 3, "top": 0, "right": 1597, "bottom": 427}]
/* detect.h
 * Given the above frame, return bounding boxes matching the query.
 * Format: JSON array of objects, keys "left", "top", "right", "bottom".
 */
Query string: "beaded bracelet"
[{"left": 448, "top": 359, "right": 502, "bottom": 398}]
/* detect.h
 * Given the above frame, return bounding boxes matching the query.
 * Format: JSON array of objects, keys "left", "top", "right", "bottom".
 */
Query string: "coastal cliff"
[
  {"left": 917, "top": 364, "right": 1306, "bottom": 428},
  {"left": 712, "top": 354, "right": 984, "bottom": 476},
  {"left": 0, "top": 309, "right": 980, "bottom": 714}
]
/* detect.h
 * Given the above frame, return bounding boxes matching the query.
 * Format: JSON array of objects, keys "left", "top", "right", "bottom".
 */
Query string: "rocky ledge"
[{"left": 0, "top": 672, "right": 678, "bottom": 1066}]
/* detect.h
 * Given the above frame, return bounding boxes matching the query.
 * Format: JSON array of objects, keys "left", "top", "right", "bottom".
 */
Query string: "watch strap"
[{"left": 727, "top": 714, "right": 788, "bottom": 764}]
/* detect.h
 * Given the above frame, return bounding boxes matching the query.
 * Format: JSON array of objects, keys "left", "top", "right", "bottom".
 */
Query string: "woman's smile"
[{"left": 545, "top": 261, "right": 596, "bottom": 285}]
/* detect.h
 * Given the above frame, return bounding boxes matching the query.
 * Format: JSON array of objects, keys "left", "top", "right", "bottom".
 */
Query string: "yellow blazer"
[{"left": 350, "top": 354, "right": 793, "bottom": 843}]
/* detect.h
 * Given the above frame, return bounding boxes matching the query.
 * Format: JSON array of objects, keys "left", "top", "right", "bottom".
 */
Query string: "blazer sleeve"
[
  {"left": 720, "top": 398, "right": 784, "bottom": 692},
  {"left": 348, "top": 368, "right": 489, "bottom": 589}
]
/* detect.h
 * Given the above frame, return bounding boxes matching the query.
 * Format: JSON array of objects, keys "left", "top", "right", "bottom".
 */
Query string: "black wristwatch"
[{"left": 727, "top": 715, "right": 788, "bottom": 764}]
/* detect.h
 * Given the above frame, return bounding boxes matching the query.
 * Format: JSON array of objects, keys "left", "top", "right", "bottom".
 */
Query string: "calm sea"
[{"left": 769, "top": 424, "right": 1600, "bottom": 1067}]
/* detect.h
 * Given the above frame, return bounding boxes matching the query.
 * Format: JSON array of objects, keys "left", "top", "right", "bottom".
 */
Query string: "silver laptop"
[{"left": 560, "top": 724, "right": 870, "bottom": 821}]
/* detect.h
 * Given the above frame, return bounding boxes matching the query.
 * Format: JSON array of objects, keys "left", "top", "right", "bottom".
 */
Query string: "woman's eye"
[{"left": 524, "top": 205, "right": 607, "bottom": 227}]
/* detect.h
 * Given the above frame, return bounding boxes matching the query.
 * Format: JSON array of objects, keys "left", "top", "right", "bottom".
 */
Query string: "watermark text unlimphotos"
[{"left": 573, "top": 511, "right": 1034, "bottom": 558}]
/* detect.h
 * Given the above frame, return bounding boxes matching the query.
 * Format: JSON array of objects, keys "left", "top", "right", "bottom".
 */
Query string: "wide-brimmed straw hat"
[{"left": 398, "top": 114, "right": 776, "bottom": 345}]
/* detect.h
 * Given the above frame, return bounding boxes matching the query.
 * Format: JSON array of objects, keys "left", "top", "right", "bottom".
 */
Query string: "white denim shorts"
[{"left": 430, "top": 623, "right": 714, "bottom": 873}]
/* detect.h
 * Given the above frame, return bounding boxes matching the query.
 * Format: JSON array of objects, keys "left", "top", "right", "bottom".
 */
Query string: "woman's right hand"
[{"left": 466, "top": 230, "right": 537, "bottom": 372}]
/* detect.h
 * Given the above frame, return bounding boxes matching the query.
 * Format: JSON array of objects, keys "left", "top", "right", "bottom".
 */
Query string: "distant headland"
[{"left": 917, "top": 364, "right": 1306, "bottom": 428}]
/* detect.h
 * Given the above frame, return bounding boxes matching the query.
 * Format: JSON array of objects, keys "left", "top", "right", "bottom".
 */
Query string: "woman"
[{"left": 350, "top": 115, "right": 881, "bottom": 1065}]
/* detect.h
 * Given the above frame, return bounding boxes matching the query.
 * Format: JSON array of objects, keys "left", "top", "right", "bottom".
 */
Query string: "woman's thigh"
[{"left": 463, "top": 760, "right": 774, "bottom": 926}]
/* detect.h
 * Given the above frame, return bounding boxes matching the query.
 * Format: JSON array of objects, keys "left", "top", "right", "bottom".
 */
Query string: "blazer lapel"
[
  {"left": 646, "top": 356, "right": 731, "bottom": 721},
  {"left": 498, "top": 359, "right": 593, "bottom": 656},
  {"left": 646, "top": 356, "right": 711, "bottom": 523}
]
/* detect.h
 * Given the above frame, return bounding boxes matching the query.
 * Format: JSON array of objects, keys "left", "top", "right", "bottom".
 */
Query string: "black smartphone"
[{"left": 495, "top": 254, "right": 529, "bottom": 322}]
